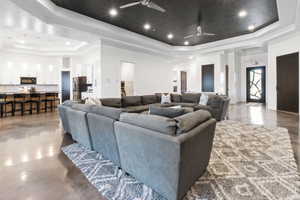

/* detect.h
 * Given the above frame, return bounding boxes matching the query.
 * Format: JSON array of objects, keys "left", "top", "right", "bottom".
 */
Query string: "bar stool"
[
  {"left": 47, "top": 93, "right": 56, "bottom": 112},
  {"left": 0, "top": 94, "right": 14, "bottom": 117},
  {"left": 29, "top": 93, "right": 41, "bottom": 114},
  {"left": 54, "top": 93, "right": 60, "bottom": 108},
  {"left": 39, "top": 93, "right": 47, "bottom": 113},
  {"left": 13, "top": 94, "right": 30, "bottom": 116}
]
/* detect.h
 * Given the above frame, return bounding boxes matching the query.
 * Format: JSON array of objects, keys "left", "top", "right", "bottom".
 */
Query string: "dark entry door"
[
  {"left": 180, "top": 71, "right": 187, "bottom": 93},
  {"left": 225, "top": 65, "right": 229, "bottom": 96},
  {"left": 246, "top": 67, "right": 266, "bottom": 103},
  {"left": 202, "top": 64, "right": 214, "bottom": 92},
  {"left": 61, "top": 71, "right": 70, "bottom": 103},
  {"left": 277, "top": 52, "right": 299, "bottom": 113}
]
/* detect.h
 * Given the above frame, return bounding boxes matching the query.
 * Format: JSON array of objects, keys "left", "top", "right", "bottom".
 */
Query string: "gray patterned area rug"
[{"left": 62, "top": 121, "right": 300, "bottom": 200}]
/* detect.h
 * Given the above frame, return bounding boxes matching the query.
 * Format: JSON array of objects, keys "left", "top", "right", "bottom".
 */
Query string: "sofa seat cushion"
[
  {"left": 175, "top": 110, "right": 211, "bottom": 135},
  {"left": 122, "top": 105, "right": 149, "bottom": 113},
  {"left": 150, "top": 103, "right": 175, "bottom": 107},
  {"left": 100, "top": 98, "right": 122, "bottom": 108},
  {"left": 171, "top": 102, "right": 198, "bottom": 107},
  {"left": 149, "top": 105, "right": 184, "bottom": 118},
  {"left": 119, "top": 113, "right": 177, "bottom": 135},
  {"left": 141, "top": 95, "right": 158, "bottom": 105},
  {"left": 122, "top": 96, "right": 142, "bottom": 107},
  {"left": 181, "top": 93, "right": 201, "bottom": 103},
  {"left": 89, "top": 105, "right": 122, "bottom": 120}
]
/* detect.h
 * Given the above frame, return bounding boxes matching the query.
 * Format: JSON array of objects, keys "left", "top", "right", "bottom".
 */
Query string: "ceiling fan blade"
[
  {"left": 147, "top": 2, "right": 166, "bottom": 12},
  {"left": 184, "top": 35, "right": 194, "bottom": 39},
  {"left": 120, "top": 1, "right": 141, "bottom": 9},
  {"left": 203, "top": 32, "right": 216, "bottom": 36}
]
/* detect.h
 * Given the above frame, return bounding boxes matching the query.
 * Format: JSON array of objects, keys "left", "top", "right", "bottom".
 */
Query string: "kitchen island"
[{"left": 0, "top": 91, "right": 59, "bottom": 117}]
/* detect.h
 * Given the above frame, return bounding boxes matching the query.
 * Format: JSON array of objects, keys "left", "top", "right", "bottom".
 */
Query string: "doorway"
[
  {"left": 276, "top": 52, "right": 299, "bottom": 113},
  {"left": 61, "top": 71, "right": 70, "bottom": 103},
  {"left": 202, "top": 64, "right": 215, "bottom": 92},
  {"left": 246, "top": 67, "right": 266, "bottom": 103},
  {"left": 121, "top": 62, "right": 135, "bottom": 97},
  {"left": 180, "top": 71, "right": 187, "bottom": 93}
]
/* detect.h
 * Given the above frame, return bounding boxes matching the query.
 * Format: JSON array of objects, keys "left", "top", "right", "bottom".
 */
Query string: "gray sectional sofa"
[
  {"left": 58, "top": 99, "right": 217, "bottom": 200},
  {"left": 100, "top": 93, "right": 230, "bottom": 121}
]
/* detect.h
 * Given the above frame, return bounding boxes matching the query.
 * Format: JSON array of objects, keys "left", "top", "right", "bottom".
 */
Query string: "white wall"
[
  {"left": 267, "top": 32, "right": 300, "bottom": 110},
  {"left": 0, "top": 51, "right": 62, "bottom": 85},
  {"left": 101, "top": 44, "right": 174, "bottom": 98},
  {"left": 71, "top": 43, "right": 102, "bottom": 98},
  {"left": 175, "top": 52, "right": 226, "bottom": 95}
]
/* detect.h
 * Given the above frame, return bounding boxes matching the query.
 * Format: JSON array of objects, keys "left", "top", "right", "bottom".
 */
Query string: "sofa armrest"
[
  {"left": 176, "top": 119, "right": 216, "bottom": 198},
  {"left": 115, "top": 121, "right": 180, "bottom": 200}
]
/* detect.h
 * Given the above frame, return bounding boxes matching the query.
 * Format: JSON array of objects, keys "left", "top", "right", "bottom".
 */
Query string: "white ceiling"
[
  {"left": 0, "top": 0, "right": 96, "bottom": 55},
  {"left": 2, "top": 0, "right": 300, "bottom": 57}
]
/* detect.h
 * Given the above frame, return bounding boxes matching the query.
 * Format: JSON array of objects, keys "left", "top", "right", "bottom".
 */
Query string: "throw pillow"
[
  {"left": 199, "top": 94, "right": 209, "bottom": 105},
  {"left": 161, "top": 93, "right": 171, "bottom": 104},
  {"left": 149, "top": 105, "right": 184, "bottom": 118},
  {"left": 85, "top": 97, "right": 102, "bottom": 106}
]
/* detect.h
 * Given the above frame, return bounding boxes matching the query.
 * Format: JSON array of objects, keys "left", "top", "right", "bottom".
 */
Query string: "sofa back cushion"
[
  {"left": 175, "top": 110, "right": 211, "bottom": 134},
  {"left": 155, "top": 93, "right": 169, "bottom": 103},
  {"left": 207, "top": 95, "right": 223, "bottom": 108},
  {"left": 89, "top": 105, "right": 122, "bottom": 120},
  {"left": 149, "top": 105, "right": 184, "bottom": 118},
  {"left": 87, "top": 113, "right": 121, "bottom": 167},
  {"left": 119, "top": 113, "right": 177, "bottom": 135},
  {"left": 181, "top": 93, "right": 201, "bottom": 103},
  {"left": 62, "top": 100, "right": 75, "bottom": 107},
  {"left": 58, "top": 105, "right": 71, "bottom": 133},
  {"left": 71, "top": 104, "right": 95, "bottom": 113},
  {"left": 122, "top": 96, "right": 142, "bottom": 107},
  {"left": 171, "top": 94, "right": 181, "bottom": 103},
  {"left": 141, "top": 95, "right": 158, "bottom": 105},
  {"left": 67, "top": 109, "right": 93, "bottom": 149},
  {"left": 101, "top": 98, "right": 122, "bottom": 108}
]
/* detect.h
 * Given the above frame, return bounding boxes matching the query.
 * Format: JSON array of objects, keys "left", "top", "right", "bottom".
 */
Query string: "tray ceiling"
[{"left": 50, "top": 0, "right": 279, "bottom": 46}]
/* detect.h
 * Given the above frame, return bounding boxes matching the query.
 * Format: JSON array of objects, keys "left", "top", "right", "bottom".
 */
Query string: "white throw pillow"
[
  {"left": 161, "top": 93, "right": 171, "bottom": 104},
  {"left": 199, "top": 94, "right": 209, "bottom": 105},
  {"left": 85, "top": 97, "right": 102, "bottom": 106}
]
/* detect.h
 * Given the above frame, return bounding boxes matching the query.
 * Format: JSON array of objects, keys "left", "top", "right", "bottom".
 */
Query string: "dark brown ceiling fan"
[
  {"left": 184, "top": 11, "right": 216, "bottom": 39},
  {"left": 120, "top": 0, "right": 166, "bottom": 13},
  {"left": 184, "top": 26, "right": 216, "bottom": 39}
]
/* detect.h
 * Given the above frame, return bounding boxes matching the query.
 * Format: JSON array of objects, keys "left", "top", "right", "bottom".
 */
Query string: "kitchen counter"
[{"left": 0, "top": 91, "right": 58, "bottom": 95}]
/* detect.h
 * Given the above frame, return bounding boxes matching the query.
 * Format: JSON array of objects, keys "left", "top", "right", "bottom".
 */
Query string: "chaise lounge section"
[{"left": 115, "top": 111, "right": 216, "bottom": 200}]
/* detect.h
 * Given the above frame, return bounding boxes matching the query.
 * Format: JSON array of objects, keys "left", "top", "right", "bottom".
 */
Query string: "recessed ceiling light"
[
  {"left": 144, "top": 23, "right": 151, "bottom": 30},
  {"left": 238, "top": 10, "right": 248, "bottom": 18},
  {"left": 19, "top": 40, "right": 25, "bottom": 44},
  {"left": 167, "top": 33, "right": 174, "bottom": 40},
  {"left": 109, "top": 8, "right": 118, "bottom": 17},
  {"left": 248, "top": 24, "right": 255, "bottom": 31},
  {"left": 184, "top": 41, "right": 189, "bottom": 45},
  {"left": 66, "top": 41, "right": 71, "bottom": 45}
]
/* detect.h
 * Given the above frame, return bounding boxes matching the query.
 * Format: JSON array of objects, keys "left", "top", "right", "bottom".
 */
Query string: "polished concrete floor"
[{"left": 0, "top": 103, "right": 299, "bottom": 200}]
